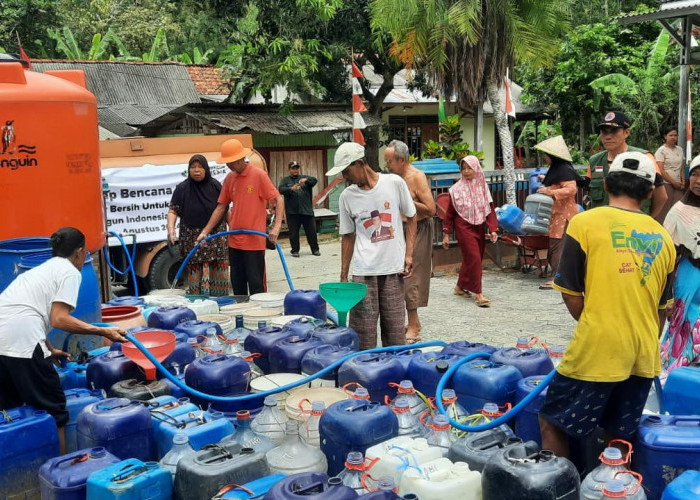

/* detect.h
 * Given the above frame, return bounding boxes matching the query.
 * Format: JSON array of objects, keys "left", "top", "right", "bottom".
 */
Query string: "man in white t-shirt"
[
  {"left": 327, "top": 142, "right": 417, "bottom": 349},
  {"left": 0, "top": 227, "right": 125, "bottom": 453}
]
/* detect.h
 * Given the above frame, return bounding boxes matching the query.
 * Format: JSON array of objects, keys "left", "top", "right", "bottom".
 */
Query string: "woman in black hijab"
[{"left": 167, "top": 155, "right": 228, "bottom": 296}]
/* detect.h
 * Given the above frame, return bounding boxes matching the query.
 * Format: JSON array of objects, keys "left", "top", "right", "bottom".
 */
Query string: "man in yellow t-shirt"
[{"left": 539, "top": 151, "right": 676, "bottom": 459}]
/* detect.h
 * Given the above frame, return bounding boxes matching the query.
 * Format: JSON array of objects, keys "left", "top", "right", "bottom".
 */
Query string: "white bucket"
[
  {"left": 285, "top": 387, "right": 348, "bottom": 421},
  {"left": 197, "top": 313, "right": 235, "bottom": 335},
  {"left": 220, "top": 302, "right": 262, "bottom": 318},
  {"left": 141, "top": 295, "right": 190, "bottom": 308},
  {"left": 148, "top": 288, "right": 187, "bottom": 296},
  {"left": 270, "top": 315, "right": 308, "bottom": 327},
  {"left": 250, "top": 373, "right": 310, "bottom": 411},
  {"left": 243, "top": 307, "right": 283, "bottom": 329},
  {"left": 250, "top": 292, "right": 286, "bottom": 309}
]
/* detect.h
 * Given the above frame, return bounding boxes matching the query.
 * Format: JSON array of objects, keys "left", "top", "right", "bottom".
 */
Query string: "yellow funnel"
[{"left": 319, "top": 282, "right": 367, "bottom": 327}]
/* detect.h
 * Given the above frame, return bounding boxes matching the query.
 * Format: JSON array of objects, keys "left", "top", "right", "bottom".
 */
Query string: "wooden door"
[{"left": 269, "top": 150, "right": 325, "bottom": 199}]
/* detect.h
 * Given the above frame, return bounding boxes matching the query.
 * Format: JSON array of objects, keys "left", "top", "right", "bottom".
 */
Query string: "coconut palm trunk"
[{"left": 487, "top": 76, "right": 516, "bottom": 205}]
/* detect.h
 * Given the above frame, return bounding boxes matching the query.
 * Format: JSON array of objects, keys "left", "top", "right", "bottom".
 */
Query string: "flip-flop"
[
  {"left": 476, "top": 298, "right": 491, "bottom": 308},
  {"left": 405, "top": 336, "right": 423, "bottom": 345},
  {"left": 454, "top": 288, "right": 473, "bottom": 298},
  {"left": 539, "top": 283, "right": 554, "bottom": 290}
]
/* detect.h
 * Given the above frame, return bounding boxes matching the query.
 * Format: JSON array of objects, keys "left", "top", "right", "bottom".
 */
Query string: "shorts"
[
  {"left": 539, "top": 372, "right": 652, "bottom": 440},
  {"left": 0, "top": 343, "right": 68, "bottom": 426}
]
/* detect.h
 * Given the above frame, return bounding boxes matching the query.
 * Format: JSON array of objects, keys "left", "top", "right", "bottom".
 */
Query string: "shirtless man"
[{"left": 384, "top": 140, "right": 436, "bottom": 343}]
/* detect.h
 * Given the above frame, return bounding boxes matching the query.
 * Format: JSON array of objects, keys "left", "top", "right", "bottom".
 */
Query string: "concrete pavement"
[{"left": 265, "top": 237, "right": 576, "bottom": 349}]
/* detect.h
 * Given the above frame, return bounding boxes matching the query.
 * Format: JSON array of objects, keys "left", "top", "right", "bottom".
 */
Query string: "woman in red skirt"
[{"left": 442, "top": 155, "right": 498, "bottom": 307}]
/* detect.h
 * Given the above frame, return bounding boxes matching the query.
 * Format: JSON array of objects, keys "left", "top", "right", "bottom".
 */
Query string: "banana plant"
[
  {"left": 142, "top": 28, "right": 170, "bottom": 62},
  {"left": 47, "top": 27, "right": 84, "bottom": 59}
]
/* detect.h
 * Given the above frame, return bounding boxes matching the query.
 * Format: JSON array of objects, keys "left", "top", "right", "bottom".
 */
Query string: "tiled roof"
[{"left": 185, "top": 65, "right": 229, "bottom": 96}]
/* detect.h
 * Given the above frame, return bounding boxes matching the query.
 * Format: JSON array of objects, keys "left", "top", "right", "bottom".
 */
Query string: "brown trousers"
[{"left": 349, "top": 273, "right": 406, "bottom": 350}]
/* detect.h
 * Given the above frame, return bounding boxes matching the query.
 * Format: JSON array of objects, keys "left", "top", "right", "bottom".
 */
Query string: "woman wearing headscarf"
[
  {"left": 660, "top": 156, "right": 700, "bottom": 372},
  {"left": 442, "top": 155, "right": 498, "bottom": 307},
  {"left": 533, "top": 136, "right": 582, "bottom": 290},
  {"left": 167, "top": 154, "right": 228, "bottom": 296}
]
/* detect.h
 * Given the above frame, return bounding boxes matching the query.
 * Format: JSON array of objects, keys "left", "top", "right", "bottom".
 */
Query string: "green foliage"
[
  {"left": 421, "top": 114, "right": 479, "bottom": 160},
  {"left": 0, "top": 0, "right": 58, "bottom": 55}
]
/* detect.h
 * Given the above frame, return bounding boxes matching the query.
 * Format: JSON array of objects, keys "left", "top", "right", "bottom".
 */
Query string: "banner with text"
[{"left": 102, "top": 163, "right": 229, "bottom": 245}]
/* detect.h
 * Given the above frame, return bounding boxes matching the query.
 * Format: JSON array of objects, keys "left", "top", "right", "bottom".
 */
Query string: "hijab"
[
  {"left": 664, "top": 163, "right": 700, "bottom": 262},
  {"left": 170, "top": 154, "right": 222, "bottom": 228},
  {"left": 448, "top": 155, "right": 493, "bottom": 225},
  {"left": 543, "top": 155, "right": 584, "bottom": 187}
]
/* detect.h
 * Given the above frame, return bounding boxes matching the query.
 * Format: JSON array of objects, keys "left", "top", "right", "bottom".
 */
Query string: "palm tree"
[{"left": 371, "top": 0, "right": 570, "bottom": 204}]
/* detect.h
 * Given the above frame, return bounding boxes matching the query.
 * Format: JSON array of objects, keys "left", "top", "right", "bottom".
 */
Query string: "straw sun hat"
[{"left": 533, "top": 135, "right": 573, "bottom": 162}]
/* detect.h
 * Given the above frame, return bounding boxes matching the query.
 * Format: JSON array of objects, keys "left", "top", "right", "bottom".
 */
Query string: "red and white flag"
[
  {"left": 351, "top": 60, "right": 366, "bottom": 145},
  {"left": 17, "top": 35, "right": 32, "bottom": 69},
  {"left": 504, "top": 69, "right": 515, "bottom": 119}
]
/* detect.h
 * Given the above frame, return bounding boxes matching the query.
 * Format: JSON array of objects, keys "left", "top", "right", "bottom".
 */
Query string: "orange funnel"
[{"left": 121, "top": 330, "right": 176, "bottom": 380}]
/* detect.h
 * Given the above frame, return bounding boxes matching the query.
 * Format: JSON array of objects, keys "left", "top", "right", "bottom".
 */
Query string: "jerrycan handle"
[
  {"left": 298, "top": 398, "right": 313, "bottom": 415},
  {"left": 602, "top": 439, "right": 633, "bottom": 465},
  {"left": 111, "top": 462, "right": 148, "bottom": 483},
  {"left": 613, "top": 470, "right": 643, "bottom": 495},
  {"left": 96, "top": 399, "right": 136, "bottom": 411},
  {"left": 213, "top": 483, "right": 256, "bottom": 499},
  {"left": 48, "top": 452, "right": 90, "bottom": 472},
  {"left": 199, "top": 444, "right": 234, "bottom": 464}
]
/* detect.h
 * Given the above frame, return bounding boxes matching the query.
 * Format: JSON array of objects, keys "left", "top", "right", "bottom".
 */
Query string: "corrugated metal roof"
[
  {"left": 617, "top": 2, "right": 700, "bottom": 23},
  {"left": 32, "top": 60, "right": 201, "bottom": 106},
  {"left": 190, "top": 108, "right": 382, "bottom": 135}
]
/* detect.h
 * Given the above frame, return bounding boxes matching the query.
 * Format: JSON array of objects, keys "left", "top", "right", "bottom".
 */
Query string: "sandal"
[
  {"left": 476, "top": 298, "right": 491, "bottom": 308},
  {"left": 405, "top": 336, "right": 423, "bottom": 345},
  {"left": 454, "top": 287, "right": 473, "bottom": 298},
  {"left": 539, "top": 282, "right": 554, "bottom": 290}
]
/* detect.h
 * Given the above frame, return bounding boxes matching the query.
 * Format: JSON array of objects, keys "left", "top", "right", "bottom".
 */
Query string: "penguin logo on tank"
[{"left": 0, "top": 119, "right": 38, "bottom": 170}]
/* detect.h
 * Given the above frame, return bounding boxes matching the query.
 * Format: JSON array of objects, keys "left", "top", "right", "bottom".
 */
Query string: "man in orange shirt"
[{"left": 198, "top": 139, "right": 284, "bottom": 295}]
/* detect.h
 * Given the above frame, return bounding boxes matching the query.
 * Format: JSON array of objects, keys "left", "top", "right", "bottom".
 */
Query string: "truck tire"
[{"left": 147, "top": 246, "right": 185, "bottom": 290}]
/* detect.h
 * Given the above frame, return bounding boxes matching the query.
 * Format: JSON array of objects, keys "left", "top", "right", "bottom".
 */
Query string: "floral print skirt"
[{"left": 660, "top": 257, "right": 700, "bottom": 372}]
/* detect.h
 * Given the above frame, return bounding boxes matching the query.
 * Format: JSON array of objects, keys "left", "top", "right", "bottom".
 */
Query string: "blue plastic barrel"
[
  {"left": 451, "top": 360, "right": 522, "bottom": 414},
  {"left": 514, "top": 376, "right": 548, "bottom": 446},
  {"left": 17, "top": 250, "right": 102, "bottom": 355},
  {"left": 39, "top": 447, "right": 121, "bottom": 500},
  {"left": 662, "top": 470, "right": 700, "bottom": 499},
  {"left": 0, "top": 236, "right": 50, "bottom": 293},
  {"left": 264, "top": 473, "right": 358, "bottom": 499},
  {"left": 337, "top": 354, "right": 405, "bottom": 403},
  {"left": 490, "top": 347, "right": 554, "bottom": 378},
  {"left": 496, "top": 205, "right": 526, "bottom": 234},
  {"left": 663, "top": 366, "right": 700, "bottom": 415},
  {"left": 284, "top": 290, "right": 327, "bottom": 320},
  {"left": 64, "top": 388, "right": 105, "bottom": 454}
]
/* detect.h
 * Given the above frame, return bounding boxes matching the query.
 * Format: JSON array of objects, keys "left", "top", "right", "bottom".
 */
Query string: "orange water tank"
[{"left": 0, "top": 56, "right": 105, "bottom": 251}]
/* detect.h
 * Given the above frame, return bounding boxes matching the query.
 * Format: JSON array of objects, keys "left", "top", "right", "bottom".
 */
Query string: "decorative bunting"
[
  {"left": 353, "top": 95, "right": 367, "bottom": 113},
  {"left": 352, "top": 62, "right": 364, "bottom": 78},
  {"left": 504, "top": 68, "right": 516, "bottom": 119},
  {"left": 687, "top": 87, "right": 693, "bottom": 161},
  {"left": 353, "top": 129, "right": 365, "bottom": 145},
  {"left": 352, "top": 78, "right": 363, "bottom": 95},
  {"left": 353, "top": 113, "right": 366, "bottom": 130}
]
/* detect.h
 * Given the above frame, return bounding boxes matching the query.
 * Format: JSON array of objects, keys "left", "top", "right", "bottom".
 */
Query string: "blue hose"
[
  {"left": 434, "top": 353, "right": 556, "bottom": 432},
  {"left": 173, "top": 229, "right": 294, "bottom": 292},
  {"left": 125, "top": 333, "right": 446, "bottom": 402},
  {"left": 104, "top": 231, "right": 140, "bottom": 297}
]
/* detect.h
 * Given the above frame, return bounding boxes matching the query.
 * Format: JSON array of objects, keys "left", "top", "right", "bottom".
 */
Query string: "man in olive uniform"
[{"left": 587, "top": 111, "right": 667, "bottom": 220}]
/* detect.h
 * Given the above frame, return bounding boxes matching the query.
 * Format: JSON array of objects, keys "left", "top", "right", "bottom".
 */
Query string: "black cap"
[
  {"left": 435, "top": 360, "right": 450, "bottom": 373},
  {"left": 598, "top": 111, "right": 631, "bottom": 130}
]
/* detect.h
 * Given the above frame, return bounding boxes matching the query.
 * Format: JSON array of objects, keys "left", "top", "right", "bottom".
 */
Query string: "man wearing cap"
[
  {"left": 384, "top": 139, "right": 436, "bottom": 343},
  {"left": 330, "top": 142, "right": 417, "bottom": 350},
  {"left": 197, "top": 139, "right": 284, "bottom": 295},
  {"left": 278, "top": 161, "right": 320, "bottom": 257},
  {"left": 587, "top": 111, "right": 667, "bottom": 220},
  {"left": 539, "top": 151, "right": 675, "bottom": 461}
]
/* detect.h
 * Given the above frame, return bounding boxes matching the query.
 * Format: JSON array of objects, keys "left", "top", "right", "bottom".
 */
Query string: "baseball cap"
[
  {"left": 327, "top": 142, "right": 365, "bottom": 176},
  {"left": 598, "top": 111, "right": 631, "bottom": 130},
  {"left": 608, "top": 151, "right": 655, "bottom": 183}
]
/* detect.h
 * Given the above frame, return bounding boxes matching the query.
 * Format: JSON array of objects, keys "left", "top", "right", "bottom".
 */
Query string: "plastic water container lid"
[
  {"left": 354, "top": 387, "right": 370, "bottom": 399},
  {"left": 398, "top": 380, "right": 414, "bottom": 391},
  {"left": 549, "top": 345, "right": 564, "bottom": 355},
  {"left": 603, "top": 479, "right": 626, "bottom": 495},
  {"left": 483, "top": 402, "right": 499, "bottom": 414},
  {"left": 89, "top": 447, "right": 107, "bottom": 458},
  {"left": 328, "top": 477, "right": 343, "bottom": 487},
  {"left": 264, "top": 395, "right": 278, "bottom": 405},
  {"left": 516, "top": 337, "right": 530, "bottom": 347},
  {"left": 603, "top": 447, "right": 623, "bottom": 461},
  {"left": 442, "top": 389, "right": 456, "bottom": 400},
  {"left": 311, "top": 401, "right": 326, "bottom": 413},
  {"left": 173, "top": 433, "right": 189, "bottom": 445},
  {"left": 346, "top": 451, "right": 364, "bottom": 465},
  {"left": 378, "top": 476, "right": 396, "bottom": 490},
  {"left": 433, "top": 415, "right": 450, "bottom": 428},
  {"left": 237, "top": 410, "right": 251, "bottom": 420},
  {"left": 394, "top": 396, "right": 410, "bottom": 409}
]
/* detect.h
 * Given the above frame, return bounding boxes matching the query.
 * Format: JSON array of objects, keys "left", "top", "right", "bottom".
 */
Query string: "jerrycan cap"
[
  {"left": 482, "top": 402, "right": 499, "bottom": 416},
  {"left": 549, "top": 345, "right": 564, "bottom": 356},
  {"left": 258, "top": 321, "right": 267, "bottom": 328},
  {"left": 398, "top": 380, "right": 415, "bottom": 393},
  {"left": 172, "top": 433, "right": 189, "bottom": 445},
  {"left": 89, "top": 447, "right": 107, "bottom": 458},
  {"left": 602, "top": 479, "right": 627, "bottom": 497},
  {"left": 378, "top": 476, "right": 396, "bottom": 491},
  {"left": 263, "top": 395, "right": 278, "bottom": 406},
  {"left": 436, "top": 360, "right": 450, "bottom": 373},
  {"left": 516, "top": 337, "right": 530, "bottom": 348},
  {"left": 346, "top": 451, "right": 364, "bottom": 466},
  {"left": 328, "top": 477, "right": 343, "bottom": 487},
  {"left": 311, "top": 401, "right": 326, "bottom": 414},
  {"left": 442, "top": 389, "right": 457, "bottom": 401},
  {"left": 433, "top": 414, "right": 450, "bottom": 430},
  {"left": 353, "top": 387, "right": 370, "bottom": 399},
  {"left": 236, "top": 410, "right": 251, "bottom": 420},
  {"left": 602, "top": 447, "right": 623, "bottom": 463},
  {"left": 393, "top": 396, "right": 410, "bottom": 412}
]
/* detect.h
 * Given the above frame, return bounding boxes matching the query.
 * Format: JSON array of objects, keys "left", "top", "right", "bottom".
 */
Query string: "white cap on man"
[
  {"left": 326, "top": 142, "right": 365, "bottom": 177},
  {"left": 608, "top": 151, "right": 655, "bottom": 184}
]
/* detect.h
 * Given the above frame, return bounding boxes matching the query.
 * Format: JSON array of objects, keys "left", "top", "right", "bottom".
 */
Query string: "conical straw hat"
[{"left": 534, "top": 135, "right": 572, "bottom": 162}]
